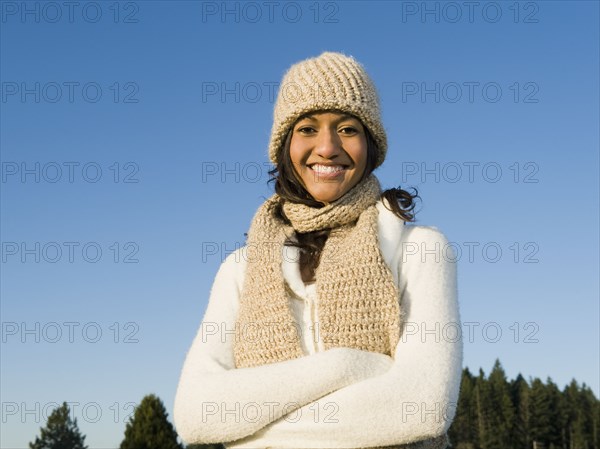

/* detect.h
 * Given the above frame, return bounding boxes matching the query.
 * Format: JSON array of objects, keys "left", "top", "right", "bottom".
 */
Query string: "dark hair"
[{"left": 267, "top": 112, "right": 420, "bottom": 282}]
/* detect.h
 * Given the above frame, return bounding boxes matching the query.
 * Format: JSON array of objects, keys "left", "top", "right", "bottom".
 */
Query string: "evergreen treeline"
[
  {"left": 28, "top": 361, "right": 599, "bottom": 449},
  {"left": 449, "top": 359, "right": 600, "bottom": 449},
  {"left": 29, "top": 402, "right": 88, "bottom": 449},
  {"left": 119, "top": 394, "right": 184, "bottom": 449}
]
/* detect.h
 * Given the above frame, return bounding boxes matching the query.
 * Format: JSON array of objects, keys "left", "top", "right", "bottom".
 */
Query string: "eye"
[
  {"left": 296, "top": 126, "right": 316, "bottom": 135},
  {"left": 339, "top": 126, "right": 359, "bottom": 135}
]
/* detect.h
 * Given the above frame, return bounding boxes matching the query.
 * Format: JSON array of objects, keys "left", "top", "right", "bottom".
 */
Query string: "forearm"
[
  {"left": 174, "top": 345, "right": 393, "bottom": 445},
  {"left": 227, "top": 343, "right": 461, "bottom": 448}
]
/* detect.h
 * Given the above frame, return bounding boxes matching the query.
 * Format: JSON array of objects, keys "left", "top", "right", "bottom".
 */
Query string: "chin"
[{"left": 312, "top": 192, "right": 342, "bottom": 204}]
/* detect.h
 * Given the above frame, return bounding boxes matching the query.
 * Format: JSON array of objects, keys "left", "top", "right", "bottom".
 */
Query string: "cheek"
[
  {"left": 352, "top": 144, "right": 368, "bottom": 175},
  {"left": 288, "top": 139, "right": 310, "bottom": 186},
  {"left": 288, "top": 139, "right": 304, "bottom": 167}
]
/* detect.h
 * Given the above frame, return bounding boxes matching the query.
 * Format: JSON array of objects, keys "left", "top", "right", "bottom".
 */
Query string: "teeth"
[{"left": 311, "top": 164, "right": 344, "bottom": 174}]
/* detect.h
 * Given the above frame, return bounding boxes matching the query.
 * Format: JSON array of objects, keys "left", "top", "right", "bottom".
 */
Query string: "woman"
[{"left": 174, "top": 52, "right": 463, "bottom": 449}]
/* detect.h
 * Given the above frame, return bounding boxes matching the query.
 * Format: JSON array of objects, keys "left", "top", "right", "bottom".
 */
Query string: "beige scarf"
[
  {"left": 233, "top": 175, "right": 401, "bottom": 368},
  {"left": 232, "top": 174, "right": 449, "bottom": 449}
]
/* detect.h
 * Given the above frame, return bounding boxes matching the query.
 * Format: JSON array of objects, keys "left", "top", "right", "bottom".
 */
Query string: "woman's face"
[{"left": 289, "top": 111, "right": 368, "bottom": 204}]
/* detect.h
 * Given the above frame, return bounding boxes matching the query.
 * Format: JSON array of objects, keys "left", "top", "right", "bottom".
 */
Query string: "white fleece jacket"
[{"left": 173, "top": 200, "right": 463, "bottom": 448}]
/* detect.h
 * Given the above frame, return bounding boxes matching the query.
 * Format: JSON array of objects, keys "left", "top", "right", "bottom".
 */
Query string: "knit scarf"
[{"left": 233, "top": 174, "right": 402, "bottom": 369}]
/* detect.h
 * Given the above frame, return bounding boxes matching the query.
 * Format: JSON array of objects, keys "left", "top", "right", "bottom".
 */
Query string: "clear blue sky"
[{"left": 1, "top": 1, "right": 598, "bottom": 448}]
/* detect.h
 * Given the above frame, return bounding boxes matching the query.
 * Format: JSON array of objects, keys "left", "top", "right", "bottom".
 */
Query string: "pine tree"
[
  {"left": 563, "top": 379, "right": 586, "bottom": 449},
  {"left": 448, "top": 367, "right": 477, "bottom": 447},
  {"left": 530, "top": 377, "right": 563, "bottom": 448},
  {"left": 29, "top": 402, "right": 88, "bottom": 449},
  {"left": 591, "top": 384, "right": 600, "bottom": 449},
  {"left": 120, "top": 394, "right": 184, "bottom": 449},
  {"left": 545, "top": 377, "right": 564, "bottom": 448},
  {"left": 483, "top": 359, "right": 515, "bottom": 449},
  {"left": 510, "top": 373, "right": 531, "bottom": 449},
  {"left": 580, "top": 383, "right": 600, "bottom": 449},
  {"left": 474, "top": 368, "right": 489, "bottom": 449}
]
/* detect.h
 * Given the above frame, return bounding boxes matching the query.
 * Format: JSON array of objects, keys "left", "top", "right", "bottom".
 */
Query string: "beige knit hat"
[{"left": 268, "top": 51, "right": 387, "bottom": 168}]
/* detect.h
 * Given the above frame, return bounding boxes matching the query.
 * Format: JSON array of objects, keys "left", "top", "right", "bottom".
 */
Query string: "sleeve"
[
  {"left": 233, "top": 226, "right": 463, "bottom": 447},
  {"left": 173, "top": 248, "right": 397, "bottom": 446}
]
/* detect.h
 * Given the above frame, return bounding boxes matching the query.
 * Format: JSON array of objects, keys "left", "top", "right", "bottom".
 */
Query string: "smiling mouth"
[{"left": 308, "top": 164, "right": 347, "bottom": 174}]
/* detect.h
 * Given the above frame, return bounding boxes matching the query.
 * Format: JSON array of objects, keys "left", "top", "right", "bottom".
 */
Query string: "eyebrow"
[{"left": 300, "top": 113, "right": 355, "bottom": 122}]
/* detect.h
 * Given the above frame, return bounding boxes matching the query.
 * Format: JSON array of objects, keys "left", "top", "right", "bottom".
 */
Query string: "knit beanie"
[{"left": 268, "top": 51, "right": 387, "bottom": 168}]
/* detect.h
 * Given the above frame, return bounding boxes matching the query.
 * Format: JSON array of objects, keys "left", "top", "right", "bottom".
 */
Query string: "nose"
[{"left": 314, "top": 127, "right": 342, "bottom": 159}]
